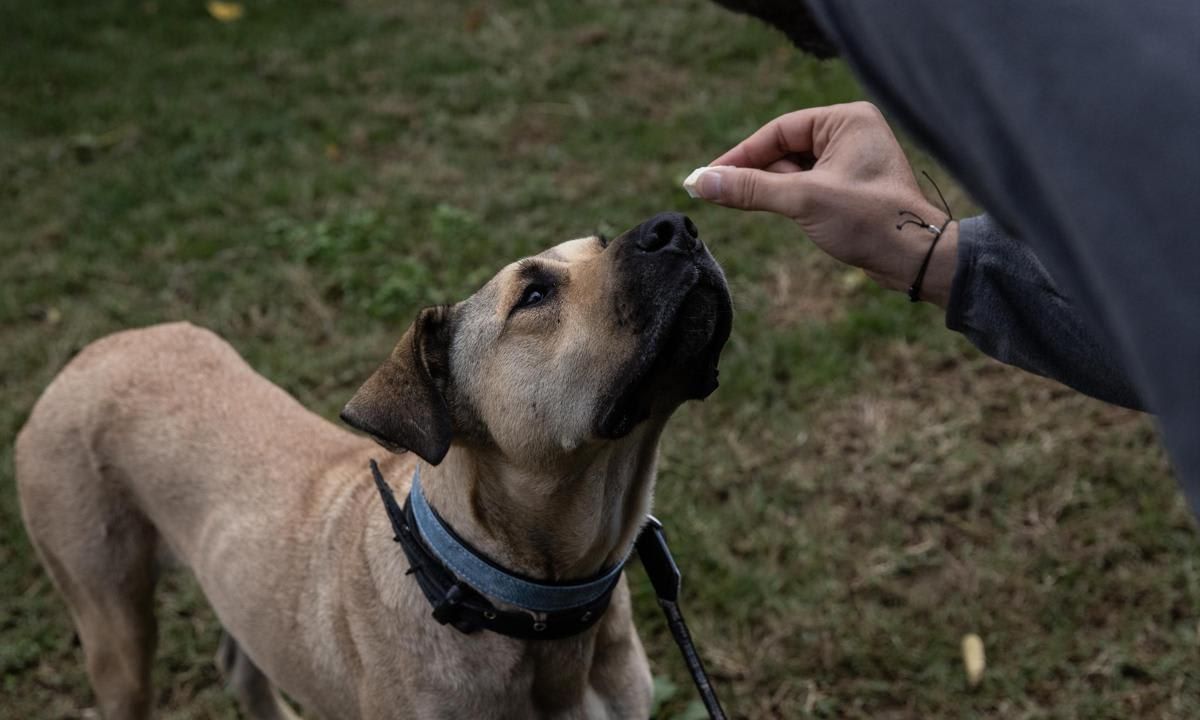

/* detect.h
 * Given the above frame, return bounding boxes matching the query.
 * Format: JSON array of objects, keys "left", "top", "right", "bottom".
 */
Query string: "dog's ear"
[{"left": 340, "top": 305, "right": 454, "bottom": 465}]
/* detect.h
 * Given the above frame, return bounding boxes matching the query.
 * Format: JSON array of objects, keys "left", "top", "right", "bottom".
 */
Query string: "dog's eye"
[{"left": 516, "top": 284, "right": 551, "bottom": 310}]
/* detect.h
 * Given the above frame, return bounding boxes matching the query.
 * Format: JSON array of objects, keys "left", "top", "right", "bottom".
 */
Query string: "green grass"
[{"left": 2, "top": 1, "right": 1196, "bottom": 718}]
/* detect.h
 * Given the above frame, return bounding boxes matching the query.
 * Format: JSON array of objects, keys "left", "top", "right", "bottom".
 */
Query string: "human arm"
[{"left": 691, "top": 102, "right": 1142, "bottom": 409}]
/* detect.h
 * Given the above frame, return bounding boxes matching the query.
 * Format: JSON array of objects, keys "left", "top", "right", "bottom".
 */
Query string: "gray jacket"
[{"left": 806, "top": 1, "right": 1200, "bottom": 508}]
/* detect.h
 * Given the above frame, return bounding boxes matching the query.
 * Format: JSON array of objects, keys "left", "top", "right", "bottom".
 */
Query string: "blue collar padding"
[{"left": 408, "top": 466, "right": 628, "bottom": 613}]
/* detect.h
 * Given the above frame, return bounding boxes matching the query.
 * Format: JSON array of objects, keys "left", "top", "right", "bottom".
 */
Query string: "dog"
[{"left": 15, "top": 211, "right": 732, "bottom": 720}]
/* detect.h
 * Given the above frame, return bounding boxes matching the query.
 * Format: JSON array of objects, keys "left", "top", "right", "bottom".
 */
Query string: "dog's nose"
[{"left": 634, "top": 212, "right": 700, "bottom": 254}]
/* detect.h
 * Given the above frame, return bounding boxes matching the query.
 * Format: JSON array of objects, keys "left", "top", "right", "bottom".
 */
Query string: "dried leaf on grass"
[{"left": 206, "top": 1, "right": 244, "bottom": 22}]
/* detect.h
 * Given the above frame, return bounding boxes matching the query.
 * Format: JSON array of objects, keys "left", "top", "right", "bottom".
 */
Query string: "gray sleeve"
[{"left": 945, "top": 215, "right": 1142, "bottom": 410}]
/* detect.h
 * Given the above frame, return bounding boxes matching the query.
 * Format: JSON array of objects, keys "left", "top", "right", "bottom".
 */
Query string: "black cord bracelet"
[
  {"left": 907, "top": 218, "right": 954, "bottom": 303},
  {"left": 899, "top": 171, "right": 956, "bottom": 303}
]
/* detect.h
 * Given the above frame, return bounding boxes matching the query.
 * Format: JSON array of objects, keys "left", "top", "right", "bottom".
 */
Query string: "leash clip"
[{"left": 637, "top": 515, "right": 681, "bottom": 603}]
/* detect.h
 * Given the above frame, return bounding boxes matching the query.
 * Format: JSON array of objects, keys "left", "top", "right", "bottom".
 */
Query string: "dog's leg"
[
  {"left": 216, "top": 632, "right": 302, "bottom": 720},
  {"left": 74, "top": 574, "right": 159, "bottom": 720},
  {"left": 17, "top": 447, "right": 160, "bottom": 719}
]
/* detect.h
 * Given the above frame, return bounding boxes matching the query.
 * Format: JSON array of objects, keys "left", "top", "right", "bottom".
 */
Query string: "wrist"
[
  {"left": 915, "top": 219, "right": 958, "bottom": 307},
  {"left": 906, "top": 219, "right": 957, "bottom": 307},
  {"left": 867, "top": 215, "right": 958, "bottom": 307}
]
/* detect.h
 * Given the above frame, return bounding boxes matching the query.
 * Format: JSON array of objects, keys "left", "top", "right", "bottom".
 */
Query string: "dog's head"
[{"left": 340, "top": 212, "right": 732, "bottom": 467}]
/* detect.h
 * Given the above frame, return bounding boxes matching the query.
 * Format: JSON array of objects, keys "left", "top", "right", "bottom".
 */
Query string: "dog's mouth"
[{"left": 596, "top": 266, "right": 733, "bottom": 439}]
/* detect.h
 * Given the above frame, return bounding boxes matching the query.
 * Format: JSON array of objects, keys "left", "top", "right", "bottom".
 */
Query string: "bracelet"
[
  {"left": 906, "top": 218, "right": 954, "bottom": 303},
  {"left": 900, "top": 171, "right": 956, "bottom": 303}
]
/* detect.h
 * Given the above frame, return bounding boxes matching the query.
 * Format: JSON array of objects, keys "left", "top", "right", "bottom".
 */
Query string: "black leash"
[
  {"left": 370, "top": 460, "right": 728, "bottom": 719},
  {"left": 636, "top": 516, "right": 728, "bottom": 720}
]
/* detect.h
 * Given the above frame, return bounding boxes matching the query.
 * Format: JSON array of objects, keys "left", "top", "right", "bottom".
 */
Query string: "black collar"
[{"left": 370, "top": 459, "right": 623, "bottom": 640}]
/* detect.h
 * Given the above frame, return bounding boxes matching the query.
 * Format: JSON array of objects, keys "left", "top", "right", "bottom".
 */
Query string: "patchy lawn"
[{"left": 1, "top": 1, "right": 1194, "bottom": 718}]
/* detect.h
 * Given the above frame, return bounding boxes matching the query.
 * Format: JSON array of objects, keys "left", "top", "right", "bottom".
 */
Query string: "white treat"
[
  {"left": 682, "top": 165, "right": 733, "bottom": 198},
  {"left": 683, "top": 167, "right": 709, "bottom": 198}
]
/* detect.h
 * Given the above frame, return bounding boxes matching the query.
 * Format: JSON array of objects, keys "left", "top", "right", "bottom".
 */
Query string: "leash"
[
  {"left": 369, "top": 459, "right": 728, "bottom": 719},
  {"left": 636, "top": 516, "right": 728, "bottom": 720}
]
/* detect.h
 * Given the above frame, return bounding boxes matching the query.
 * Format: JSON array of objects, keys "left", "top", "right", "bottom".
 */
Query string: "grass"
[{"left": 1, "top": 0, "right": 1196, "bottom": 718}]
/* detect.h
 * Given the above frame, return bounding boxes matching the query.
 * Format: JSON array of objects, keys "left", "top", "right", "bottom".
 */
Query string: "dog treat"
[
  {"left": 961, "top": 633, "right": 986, "bottom": 688},
  {"left": 682, "top": 165, "right": 732, "bottom": 198}
]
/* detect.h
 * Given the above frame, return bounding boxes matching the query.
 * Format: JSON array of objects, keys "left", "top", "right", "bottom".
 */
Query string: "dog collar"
[
  {"left": 369, "top": 459, "right": 730, "bottom": 717},
  {"left": 408, "top": 466, "right": 629, "bottom": 611},
  {"left": 369, "top": 459, "right": 627, "bottom": 639}
]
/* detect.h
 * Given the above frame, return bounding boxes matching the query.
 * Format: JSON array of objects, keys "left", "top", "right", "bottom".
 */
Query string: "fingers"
[
  {"left": 691, "top": 165, "right": 817, "bottom": 216},
  {"left": 693, "top": 102, "right": 890, "bottom": 217},
  {"left": 764, "top": 158, "right": 806, "bottom": 173},
  {"left": 710, "top": 107, "right": 828, "bottom": 169},
  {"left": 710, "top": 101, "right": 880, "bottom": 169}
]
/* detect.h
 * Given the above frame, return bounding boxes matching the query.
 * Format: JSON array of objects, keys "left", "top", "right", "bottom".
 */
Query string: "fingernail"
[{"left": 697, "top": 169, "right": 722, "bottom": 201}]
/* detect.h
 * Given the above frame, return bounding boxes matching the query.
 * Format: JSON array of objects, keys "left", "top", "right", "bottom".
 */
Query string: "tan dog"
[{"left": 15, "top": 212, "right": 732, "bottom": 720}]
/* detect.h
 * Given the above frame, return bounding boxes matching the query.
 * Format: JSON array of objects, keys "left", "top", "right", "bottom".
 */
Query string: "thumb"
[{"left": 690, "top": 166, "right": 813, "bottom": 217}]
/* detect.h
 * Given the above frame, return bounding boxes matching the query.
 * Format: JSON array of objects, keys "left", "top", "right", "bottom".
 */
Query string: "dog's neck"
[{"left": 417, "top": 423, "right": 664, "bottom": 582}]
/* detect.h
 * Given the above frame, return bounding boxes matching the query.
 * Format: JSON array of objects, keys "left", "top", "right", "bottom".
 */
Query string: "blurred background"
[{"left": 1, "top": 1, "right": 1196, "bottom": 718}]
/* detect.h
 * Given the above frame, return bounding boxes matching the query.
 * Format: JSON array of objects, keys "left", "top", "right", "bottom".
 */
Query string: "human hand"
[{"left": 689, "top": 102, "right": 958, "bottom": 306}]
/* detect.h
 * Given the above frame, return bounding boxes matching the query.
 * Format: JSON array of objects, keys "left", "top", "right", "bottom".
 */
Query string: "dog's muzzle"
[{"left": 596, "top": 212, "right": 733, "bottom": 438}]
